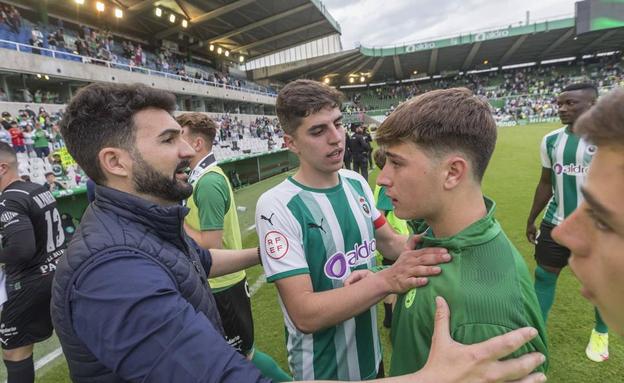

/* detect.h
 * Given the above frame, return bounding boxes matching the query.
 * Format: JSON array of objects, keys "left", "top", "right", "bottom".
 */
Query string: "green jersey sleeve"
[{"left": 194, "top": 172, "right": 231, "bottom": 231}]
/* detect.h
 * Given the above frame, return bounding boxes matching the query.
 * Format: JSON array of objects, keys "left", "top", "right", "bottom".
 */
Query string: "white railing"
[{"left": 0, "top": 39, "right": 277, "bottom": 98}]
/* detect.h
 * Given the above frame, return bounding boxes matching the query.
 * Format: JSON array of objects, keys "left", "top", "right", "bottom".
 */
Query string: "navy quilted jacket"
[{"left": 51, "top": 185, "right": 270, "bottom": 382}]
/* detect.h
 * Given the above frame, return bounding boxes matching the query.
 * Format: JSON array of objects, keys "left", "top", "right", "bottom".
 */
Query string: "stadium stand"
[{"left": 341, "top": 53, "right": 624, "bottom": 123}]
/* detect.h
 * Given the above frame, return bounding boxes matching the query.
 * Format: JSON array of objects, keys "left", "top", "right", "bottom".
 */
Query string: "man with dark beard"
[{"left": 50, "top": 83, "right": 269, "bottom": 382}]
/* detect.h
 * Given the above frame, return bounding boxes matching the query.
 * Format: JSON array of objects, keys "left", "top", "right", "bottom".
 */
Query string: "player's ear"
[
  {"left": 284, "top": 133, "right": 299, "bottom": 154},
  {"left": 98, "top": 147, "right": 131, "bottom": 181},
  {"left": 442, "top": 155, "right": 467, "bottom": 190}
]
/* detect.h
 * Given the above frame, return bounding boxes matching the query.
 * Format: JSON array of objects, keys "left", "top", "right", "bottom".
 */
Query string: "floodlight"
[
  {"left": 74, "top": 0, "right": 85, "bottom": 5},
  {"left": 349, "top": 77, "right": 355, "bottom": 83},
  {"left": 182, "top": 19, "right": 188, "bottom": 28},
  {"left": 239, "top": 55, "right": 244, "bottom": 63},
  {"left": 224, "top": 50, "right": 230, "bottom": 57},
  {"left": 360, "top": 76, "right": 365, "bottom": 83},
  {"left": 323, "top": 78, "right": 330, "bottom": 84},
  {"left": 155, "top": 7, "right": 162, "bottom": 17},
  {"left": 96, "top": 2, "right": 105, "bottom": 12},
  {"left": 169, "top": 14, "right": 176, "bottom": 23},
  {"left": 209, "top": 44, "right": 215, "bottom": 51},
  {"left": 36, "top": 74, "right": 42, "bottom": 79},
  {"left": 483, "top": 59, "right": 489, "bottom": 65},
  {"left": 44, "top": 75, "right": 50, "bottom": 80},
  {"left": 217, "top": 47, "right": 223, "bottom": 54},
  {"left": 115, "top": 8, "right": 123, "bottom": 18}
]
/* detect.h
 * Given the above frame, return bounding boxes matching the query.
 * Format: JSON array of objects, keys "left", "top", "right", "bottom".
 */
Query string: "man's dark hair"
[
  {"left": 60, "top": 83, "right": 176, "bottom": 184},
  {"left": 562, "top": 82, "right": 598, "bottom": 98},
  {"left": 276, "top": 79, "right": 343, "bottom": 135},
  {"left": 45, "top": 172, "right": 54, "bottom": 178},
  {"left": 175, "top": 113, "right": 217, "bottom": 144},
  {"left": 575, "top": 87, "right": 624, "bottom": 146},
  {"left": 376, "top": 87, "right": 497, "bottom": 182}
]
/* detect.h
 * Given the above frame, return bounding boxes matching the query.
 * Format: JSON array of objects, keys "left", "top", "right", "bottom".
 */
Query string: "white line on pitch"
[{"left": 246, "top": 224, "right": 256, "bottom": 232}]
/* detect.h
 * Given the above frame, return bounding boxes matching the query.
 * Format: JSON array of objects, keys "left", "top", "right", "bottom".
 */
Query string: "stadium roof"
[
  {"left": 250, "top": 17, "right": 624, "bottom": 86},
  {"left": 15, "top": 0, "right": 341, "bottom": 61}
]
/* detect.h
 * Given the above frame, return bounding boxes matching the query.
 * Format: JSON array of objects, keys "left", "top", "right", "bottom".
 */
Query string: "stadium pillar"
[
  {"left": 2, "top": 76, "right": 10, "bottom": 102},
  {"left": 36, "top": 1, "right": 49, "bottom": 27}
]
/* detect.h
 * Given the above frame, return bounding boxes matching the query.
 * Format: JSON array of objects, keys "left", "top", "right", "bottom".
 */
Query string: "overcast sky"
[{"left": 322, "top": 0, "right": 577, "bottom": 49}]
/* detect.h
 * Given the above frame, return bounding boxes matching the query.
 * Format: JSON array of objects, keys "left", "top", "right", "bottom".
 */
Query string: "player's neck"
[
  {"left": 427, "top": 187, "right": 487, "bottom": 238},
  {"left": 292, "top": 164, "right": 339, "bottom": 189},
  {"left": 0, "top": 172, "right": 21, "bottom": 192}
]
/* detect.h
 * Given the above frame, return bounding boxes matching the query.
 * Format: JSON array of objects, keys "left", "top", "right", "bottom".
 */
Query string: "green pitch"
[{"left": 21, "top": 123, "right": 623, "bottom": 382}]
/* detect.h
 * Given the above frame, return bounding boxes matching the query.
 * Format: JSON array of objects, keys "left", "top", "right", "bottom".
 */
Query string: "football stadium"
[{"left": 0, "top": 0, "right": 622, "bottom": 382}]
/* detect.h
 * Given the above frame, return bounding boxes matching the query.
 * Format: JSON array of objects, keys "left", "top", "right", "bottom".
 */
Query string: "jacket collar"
[{"left": 93, "top": 185, "right": 189, "bottom": 248}]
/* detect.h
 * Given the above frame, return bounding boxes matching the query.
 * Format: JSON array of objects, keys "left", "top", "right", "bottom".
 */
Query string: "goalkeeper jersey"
[
  {"left": 390, "top": 197, "right": 548, "bottom": 376},
  {"left": 256, "top": 169, "right": 386, "bottom": 381},
  {"left": 540, "top": 126, "right": 596, "bottom": 225}
]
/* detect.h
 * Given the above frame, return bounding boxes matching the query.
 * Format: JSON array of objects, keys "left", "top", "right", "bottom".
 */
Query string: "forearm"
[
  {"left": 208, "top": 248, "right": 258, "bottom": 277},
  {"left": 283, "top": 273, "right": 390, "bottom": 333},
  {"left": 527, "top": 182, "right": 552, "bottom": 224},
  {"left": 376, "top": 232, "right": 408, "bottom": 261}
]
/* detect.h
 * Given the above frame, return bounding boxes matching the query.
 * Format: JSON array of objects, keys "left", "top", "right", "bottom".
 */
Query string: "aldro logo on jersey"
[
  {"left": 553, "top": 163, "right": 589, "bottom": 176},
  {"left": 324, "top": 239, "right": 376, "bottom": 280}
]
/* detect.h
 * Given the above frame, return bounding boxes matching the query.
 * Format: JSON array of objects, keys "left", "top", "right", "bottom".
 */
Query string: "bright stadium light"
[
  {"left": 44, "top": 75, "right": 49, "bottom": 80},
  {"left": 155, "top": 7, "right": 162, "bottom": 17},
  {"left": 360, "top": 76, "right": 365, "bottom": 83},
  {"left": 95, "top": 1, "right": 105, "bottom": 12},
  {"left": 239, "top": 55, "right": 244, "bottom": 63},
  {"left": 115, "top": 8, "right": 123, "bottom": 18},
  {"left": 323, "top": 77, "right": 330, "bottom": 84},
  {"left": 349, "top": 77, "right": 355, "bottom": 84},
  {"left": 74, "top": 0, "right": 85, "bottom": 5},
  {"left": 169, "top": 14, "right": 176, "bottom": 23},
  {"left": 36, "top": 74, "right": 42, "bottom": 79},
  {"left": 224, "top": 50, "right": 230, "bottom": 57},
  {"left": 182, "top": 19, "right": 188, "bottom": 28},
  {"left": 209, "top": 44, "right": 215, "bottom": 51},
  {"left": 483, "top": 59, "right": 489, "bottom": 65},
  {"left": 217, "top": 47, "right": 223, "bottom": 55}
]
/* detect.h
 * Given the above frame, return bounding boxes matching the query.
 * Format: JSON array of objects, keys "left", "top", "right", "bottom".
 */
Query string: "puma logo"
[
  {"left": 0, "top": 200, "right": 6, "bottom": 207},
  {"left": 260, "top": 213, "right": 275, "bottom": 226},
  {"left": 307, "top": 218, "right": 326, "bottom": 234}
]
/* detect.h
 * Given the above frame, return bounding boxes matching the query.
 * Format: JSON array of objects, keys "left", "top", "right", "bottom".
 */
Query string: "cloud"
[{"left": 323, "top": 0, "right": 575, "bottom": 49}]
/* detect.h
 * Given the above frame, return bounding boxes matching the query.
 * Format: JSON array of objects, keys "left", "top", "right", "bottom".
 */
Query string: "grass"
[{"left": 21, "top": 123, "right": 623, "bottom": 382}]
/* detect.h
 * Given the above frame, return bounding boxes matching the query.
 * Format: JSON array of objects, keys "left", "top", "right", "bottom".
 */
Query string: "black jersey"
[{"left": 0, "top": 180, "right": 66, "bottom": 281}]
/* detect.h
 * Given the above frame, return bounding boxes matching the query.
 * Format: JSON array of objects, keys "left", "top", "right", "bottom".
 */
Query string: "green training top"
[
  {"left": 390, "top": 197, "right": 548, "bottom": 376},
  {"left": 185, "top": 166, "right": 245, "bottom": 291}
]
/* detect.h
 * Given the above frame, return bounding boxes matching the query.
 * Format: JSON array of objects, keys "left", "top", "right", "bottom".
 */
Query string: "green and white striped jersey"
[
  {"left": 255, "top": 169, "right": 385, "bottom": 381},
  {"left": 540, "top": 127, "right": 596, "bottom": 225}
]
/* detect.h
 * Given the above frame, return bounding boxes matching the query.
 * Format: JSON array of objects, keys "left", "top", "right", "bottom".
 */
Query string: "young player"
[
  {"left": 525, "top": 83, "right": 609, "bottom": 362},
  {"left": 255, "top": 79, "right": 452, "bottom": 380},
  {"left": 372, "top": 88, "right": 548, "bottom": 376},
  {"left": 553, "top": 87, "right": 624, "bottom": 338},
  {"left": 178, "top": 113, "right": 291, "bottom": 381}
]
